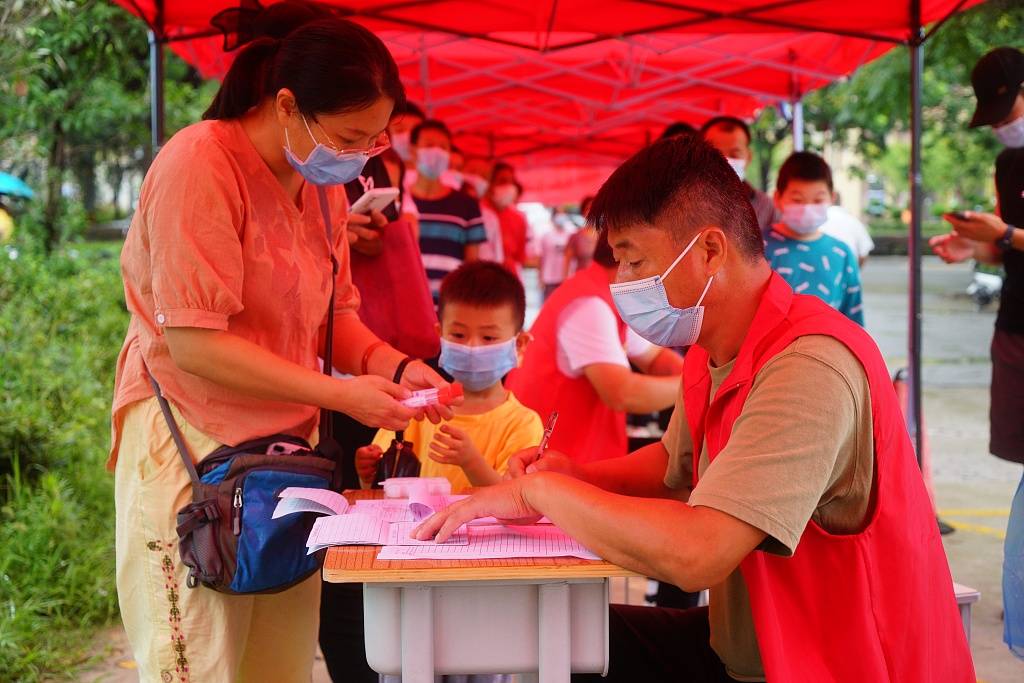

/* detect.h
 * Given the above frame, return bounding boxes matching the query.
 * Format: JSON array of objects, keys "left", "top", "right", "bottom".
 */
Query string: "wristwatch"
[{"left": 997, "top": 224, "right": 1017, "bottom": 251}]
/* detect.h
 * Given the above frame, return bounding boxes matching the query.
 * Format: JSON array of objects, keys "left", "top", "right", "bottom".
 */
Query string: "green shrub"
[{"left": 0, "top": 243, "right": 127, "bottom": 680}]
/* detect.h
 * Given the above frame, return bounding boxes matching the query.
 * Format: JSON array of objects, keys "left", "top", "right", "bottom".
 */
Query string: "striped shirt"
[
  {"left": 413, "top": 190, "right": 487, "bottom": 302},
  {"left": 764, "top": 228, "right": 865, "bottom": 326}
]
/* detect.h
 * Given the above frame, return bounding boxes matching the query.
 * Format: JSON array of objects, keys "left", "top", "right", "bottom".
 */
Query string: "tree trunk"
[
  {"left": 107, "top": 161, "right": 125, "bottom": 218},
  {"left": 43, "top": 121, "right": 66, "bottom": 254},
  {"left": 71, "top": 149, "right": 97, "bottom": 219}
]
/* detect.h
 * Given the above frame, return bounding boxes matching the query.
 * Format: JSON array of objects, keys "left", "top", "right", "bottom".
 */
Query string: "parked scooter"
[{"left": 967, "top": 266, "right": 1003, "bottom": 310}]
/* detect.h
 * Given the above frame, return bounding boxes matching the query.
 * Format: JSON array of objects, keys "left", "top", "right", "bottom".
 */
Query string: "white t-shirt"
[
  {"left": 479, "top": 204, "right": 505, "bottom": 264},
  {"left": 400, "top": 189, "right": 419, "bottom": 218},
  {"left": 540, "top": 230, "right": 571, "bottom": 285},
  {"left": 555, "top": 296, "right": 653, "bottom": 378},
  {"left": 821, "top": 206, "right": 874, "bottom": 259}
]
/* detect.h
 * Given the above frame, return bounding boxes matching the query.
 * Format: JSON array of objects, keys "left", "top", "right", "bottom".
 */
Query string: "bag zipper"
[{"left": 232, "top": 486, "right": 243, "bottom": 535}]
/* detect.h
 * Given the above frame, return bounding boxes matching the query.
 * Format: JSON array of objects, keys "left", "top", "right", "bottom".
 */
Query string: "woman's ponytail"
[{"left": 202, "top": 38, "right": 282, "bottom": 120}]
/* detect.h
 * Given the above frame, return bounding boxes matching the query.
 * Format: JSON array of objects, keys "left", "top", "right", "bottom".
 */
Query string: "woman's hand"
[
  {"left": 355, "top": 444, "right": 383, "bottom": 487},
  {"left": 335, "top": 375, "right": 416, "bottom": 431},
  {"left": 347, "top": 210, "right": 387, "bottom": 256},
  {"left": 400, "top": 360, "right": 457, "bottom": 423},
  {"left": 428, "top": 425, "right": 482, "bottom": 468}
]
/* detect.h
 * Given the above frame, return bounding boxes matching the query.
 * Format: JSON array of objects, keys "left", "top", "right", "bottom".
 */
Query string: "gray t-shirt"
[{"left": 661, "top": 335, "right": 875, "bottom": 681}]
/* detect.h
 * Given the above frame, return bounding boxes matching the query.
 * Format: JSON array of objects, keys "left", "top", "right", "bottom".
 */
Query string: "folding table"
[{"left": 323, "top": 491, "right": 639, "bottom": 683}]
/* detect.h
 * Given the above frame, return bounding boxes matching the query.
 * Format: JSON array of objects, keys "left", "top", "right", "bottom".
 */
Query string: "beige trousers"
[{"left": 114, "top": 397, "right": 320, "bottom": 682}]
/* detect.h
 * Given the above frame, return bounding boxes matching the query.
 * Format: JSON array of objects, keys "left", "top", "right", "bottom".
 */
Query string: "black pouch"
[{"left": 372, "top": 433, "right": 421, "bottom": 486}]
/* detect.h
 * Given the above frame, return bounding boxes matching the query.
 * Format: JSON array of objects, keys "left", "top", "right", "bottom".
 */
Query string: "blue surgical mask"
[
  {"left": 439, "top": 338, "right": 518, "bottom": 391},
  {"left": 994, "top": 113, "right": 1024, "bottom": 149},
  {"left": 610, "top": 232, "right": 713, "bottom": 348},
  {"left": 781, "top": 202, "right": 829, "bottom": 234},
  {"left": 417, "top": 147, "right": 450, "bottom": 180},
  {"left": 727, "top": 157, "right": 747, "bottom": 181},
  {"left": 391, "top": 129, "right": 413, "bottom": 160},
  {"left": 283, "top": 115, "right": 369, "bottom": 186}
]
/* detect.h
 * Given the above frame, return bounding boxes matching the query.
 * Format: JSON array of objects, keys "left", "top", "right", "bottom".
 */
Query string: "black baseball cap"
[{"left": 969, "top": 47, "right": 1024, "bottom": 128}]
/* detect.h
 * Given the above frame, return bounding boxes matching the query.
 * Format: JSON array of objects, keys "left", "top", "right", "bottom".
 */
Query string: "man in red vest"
[
  {"left": 507, "top": 235, "right": 683, "bottom": 464},
  {"left": 415, "top": 136, "right": 974, "bottom": 682}
]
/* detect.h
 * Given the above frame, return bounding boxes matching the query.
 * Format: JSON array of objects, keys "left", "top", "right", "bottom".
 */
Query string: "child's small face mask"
[
  {"left": 775, "top": 179, "right": 833, "bottom": 235},
  {"left": 437, "top": 302, "right": 529, "bottom": 391}
]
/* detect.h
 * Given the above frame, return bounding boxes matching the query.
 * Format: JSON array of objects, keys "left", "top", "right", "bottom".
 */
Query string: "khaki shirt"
[{"left": 662, "top": 335, "right": 875, "bottom": 681}]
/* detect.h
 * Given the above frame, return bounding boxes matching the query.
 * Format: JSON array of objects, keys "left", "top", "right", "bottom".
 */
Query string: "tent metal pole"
[
  {"left": 792, "top": 101, "right": 804, "bottom": 151},
  {"left": 148, "top": 31, "right": 165, "bottom": 153},
  {"left": 148, "top": 0, "right": 166, "bottom": 155},
  {"left": 789, "top": 51, "right": 805, "bottom": 151},
  {"left": 908, "top": 0, "right": 925, "bottom": 466}
]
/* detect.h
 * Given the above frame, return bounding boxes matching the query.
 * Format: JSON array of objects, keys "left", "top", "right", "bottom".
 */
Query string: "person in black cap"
[{"left": 930, "top": 45, "right": 1024, "bottom": 660}]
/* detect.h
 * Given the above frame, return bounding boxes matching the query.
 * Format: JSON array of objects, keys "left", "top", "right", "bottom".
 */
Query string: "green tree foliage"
[
  {"left": 0, "top": 0, "right": 212, "bottom": 252},
  {"left": 758, "top": 0, "right": 1024, "bottom": 213}
]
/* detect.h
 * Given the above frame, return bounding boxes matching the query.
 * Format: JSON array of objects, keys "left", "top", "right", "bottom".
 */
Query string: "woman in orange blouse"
[{"left": 109, "top": 18, "right": 451, "bottom": 682}]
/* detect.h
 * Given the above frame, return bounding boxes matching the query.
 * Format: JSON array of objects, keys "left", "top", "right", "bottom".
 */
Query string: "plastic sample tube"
[{"left": 401, "top": 383, "right": 464, "bottom": 409}]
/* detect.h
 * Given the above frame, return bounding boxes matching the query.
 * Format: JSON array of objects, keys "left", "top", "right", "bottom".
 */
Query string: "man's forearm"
[
  {"left": 577, "top": 442, "right": 682, "bottom": 499},
  {"left": 524, "top": 472, "right": 703, "bottom": 587}
]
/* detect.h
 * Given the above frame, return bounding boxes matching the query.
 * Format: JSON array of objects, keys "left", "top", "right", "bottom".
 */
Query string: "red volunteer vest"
[
  {"left": 507, "top": 263, "right": 628, "bottom": 464},
  {"left": 683, "top": 273, "right": 974, "bottom": 682}
]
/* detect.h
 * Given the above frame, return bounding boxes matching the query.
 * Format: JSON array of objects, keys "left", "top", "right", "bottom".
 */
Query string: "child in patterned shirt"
[{"left": 765, "top": 152, "right": 865, "bottom": 325}]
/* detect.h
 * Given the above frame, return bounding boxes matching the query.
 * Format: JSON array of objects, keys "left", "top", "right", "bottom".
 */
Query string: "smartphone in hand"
[{"left": 350, "top": 187, "right": 400, "bottom": 215}]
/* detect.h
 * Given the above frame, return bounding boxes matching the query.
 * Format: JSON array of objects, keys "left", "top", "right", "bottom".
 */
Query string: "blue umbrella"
[{"left": 0, "top": 172, "right": 34, "bottom": 199}]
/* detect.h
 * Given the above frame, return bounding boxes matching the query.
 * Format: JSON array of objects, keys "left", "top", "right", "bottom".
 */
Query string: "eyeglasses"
[{"left": 310, "top": 118, "right": 391, "bottom": 158}]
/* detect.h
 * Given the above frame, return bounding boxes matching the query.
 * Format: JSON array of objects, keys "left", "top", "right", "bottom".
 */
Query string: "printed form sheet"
[{"left": 377, "top": 524, "right": 599, "bottom": 561}]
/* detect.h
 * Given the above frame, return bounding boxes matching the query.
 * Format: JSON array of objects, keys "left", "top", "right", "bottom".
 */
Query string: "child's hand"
[
  {"left": 428, "top": 425, "right": 482, "bottom": 469},
  {"left": 355, "top": 445, "right": 383, "bottom": 486}
]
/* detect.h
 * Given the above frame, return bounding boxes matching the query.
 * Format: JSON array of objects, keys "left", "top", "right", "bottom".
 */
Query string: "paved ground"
[
  {"left": 78, "top": 256, "right": 1023, "bottom": 682},
  {"left": 861, "top": 256, "right": 1023, "bottom": 683}
]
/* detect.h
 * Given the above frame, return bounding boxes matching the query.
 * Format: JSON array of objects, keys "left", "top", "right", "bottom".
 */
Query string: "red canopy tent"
[
  {"left": 112, "top": 0, "right": 988, "bottom": 464},
  {"left": 116, "top": 1, "right": 977, "bottom": 194}
]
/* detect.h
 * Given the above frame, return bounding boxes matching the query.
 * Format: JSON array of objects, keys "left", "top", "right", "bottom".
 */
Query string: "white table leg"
[
  {"left": 537, "top": 582, "right": 572, "bottom": 683},
  {"left": 401, "top": 585, "right": 435, "bottom": 683}
]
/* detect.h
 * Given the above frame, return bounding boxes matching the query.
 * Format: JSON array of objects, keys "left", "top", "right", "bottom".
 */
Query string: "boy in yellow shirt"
[{"left": 356, "top": 261, "right": 544, "bottom": 492}]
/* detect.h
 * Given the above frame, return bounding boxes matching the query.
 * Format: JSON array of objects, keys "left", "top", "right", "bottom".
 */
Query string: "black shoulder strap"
[
  {"left": 316, "top": 185, "right": 339, "bottom": 446},
  {"left": 146, "top": 370, "right": 202, "bottom": 490}
]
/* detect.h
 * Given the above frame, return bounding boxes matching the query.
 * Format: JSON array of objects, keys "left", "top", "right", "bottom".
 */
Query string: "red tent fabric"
[{"left": 113, "top": 0, "right": 981, "bottom": 203}]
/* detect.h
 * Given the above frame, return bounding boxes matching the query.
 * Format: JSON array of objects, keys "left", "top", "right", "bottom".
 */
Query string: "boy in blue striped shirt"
[
  {"left": 764, "top": 152, "right": 865, "bottom": 325},
  {"left": 408, "top": 119, "right": 487, "bottom": 303}
]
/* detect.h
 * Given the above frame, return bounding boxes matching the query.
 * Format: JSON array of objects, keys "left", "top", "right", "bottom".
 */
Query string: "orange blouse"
[{"left": 109, "top": 119, "right": 359, "bottom": 469}]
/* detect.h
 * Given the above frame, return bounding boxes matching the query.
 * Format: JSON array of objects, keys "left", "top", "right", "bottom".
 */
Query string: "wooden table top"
[{"left": 323, "top": 490, "right": 641, "bottom": 584}]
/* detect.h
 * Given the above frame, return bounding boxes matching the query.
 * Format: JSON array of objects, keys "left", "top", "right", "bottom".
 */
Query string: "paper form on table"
[
  {"left": 386, "top": 521, "right": 469, "bottom": 546},
  {"left": 376, "top": 524, "right": 599, "bottom": 561},
  {"left": 272, "top": 487, "right": 350, "bottom": 518},
  {"left": 306, "top": 513, "right": 389, "bottom": 553}
]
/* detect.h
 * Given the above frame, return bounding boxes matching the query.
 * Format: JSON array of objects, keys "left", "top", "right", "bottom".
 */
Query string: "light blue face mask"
[
  {"left": 610, "top": 232, "right": 713, "bottom": 348},
  {"left": 781, "top": 202, "right": 829, "bottom": 234},
  {"left": 283, "top": 115, "right": 370, "bottom": 186},
  {"left": 439, "top": 337, "right": 518, "bottom": 392},
  {"left": 417, "top": 147, "right": 450, "bottom": 181}
]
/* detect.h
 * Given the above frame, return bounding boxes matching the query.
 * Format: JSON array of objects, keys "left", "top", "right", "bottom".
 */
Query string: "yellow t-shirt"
[{"left": 373, "top": 391, "right": 544, "bottom": 493}]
